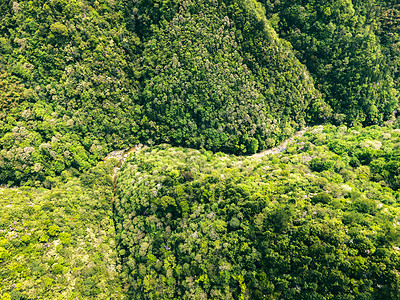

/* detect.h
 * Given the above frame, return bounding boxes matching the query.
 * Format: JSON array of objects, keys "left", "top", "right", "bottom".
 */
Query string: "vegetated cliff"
[
  {"left": 0, "top": 0, "right": 142, "bottom": 186},
  {"left": 2, "top": 1, "right": 400, "bottom": 299},
  {"left": 261, "top": 0, "right": 398, "bottom": 125},
  {"left": 2, "top": 0, "right": 400, "bottom": 187},
  {"left": 129, "top": 0, "right": 329, "bottom": 154}
]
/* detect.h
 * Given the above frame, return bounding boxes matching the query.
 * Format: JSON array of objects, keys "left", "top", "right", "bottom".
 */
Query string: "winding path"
[
  {"left": 250, "top": 127, "right": 308, "bottom": 158},
  {"left": 105, "top": 127, "right": 310, "bottom": 183},
  {"left": 105, "top": 144, "right": 143, "bottom": 184}
]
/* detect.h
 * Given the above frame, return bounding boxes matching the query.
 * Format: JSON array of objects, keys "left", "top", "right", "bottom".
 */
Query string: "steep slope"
[
  {"left": 0, "top": 0, "right": 330, "bottom": 186},
  {"left": 0, "top": 160, "right": 123, "bottom": 299},
  {"left": 0, "top": 0, "right": 331, "bottom": 186},
  {"left": 261, "top": 0, "right": 398, "bottom": 125},
  {"left": 367, "top": 0, "right": 400, "bottom": 91},
  {"left": 129, "top": 0, "right": 329, "bottom": 154}
]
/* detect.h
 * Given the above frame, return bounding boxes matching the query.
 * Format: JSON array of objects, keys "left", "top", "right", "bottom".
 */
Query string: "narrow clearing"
[
  {"left": 105, "top": 144, "right": 143, "bottom": 184},
  {"left": 250, "top": 127, "right": 308, "bottom": 159},
  {"left": 105, "top": 127, "right": 311, "bottom": 184}
]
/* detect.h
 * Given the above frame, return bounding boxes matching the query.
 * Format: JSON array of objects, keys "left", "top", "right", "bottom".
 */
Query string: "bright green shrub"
[{"left": 0, "top": 160, "right": 124, "bottom": 299}]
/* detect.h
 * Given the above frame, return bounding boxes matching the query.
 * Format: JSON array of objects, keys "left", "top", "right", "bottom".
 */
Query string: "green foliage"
[
  {"left": 311, "top": 192, "right": 332, "bottom": 204},
  {"left": 0, "top": 0, "right": 142, "bottom": 186},
  {"left": 50, "top": 22, "right": 69, "bottom": 36},
  {"left": 0, "top": 0, "right": 330, "bottom": 186},
  {"left": 132, "top": 0, "right": 327, "bottom": 154},
  {"left": 2, "top": 0, "right": 400, "bottom": 187},
  {"left": 0, "top": 160, "right": 124, "bottom": 299},
  {"left": 114, "top": 125, "right": 400, "bottom": 299},
  {"left": 261, "top": 0, "right": 398, "bottom": 125},
  {"left": 365, "top": 0, "right": 400, "bottom": 91},
  {"left": 2, "top": 1, "right": 400, "bottom": 298}
]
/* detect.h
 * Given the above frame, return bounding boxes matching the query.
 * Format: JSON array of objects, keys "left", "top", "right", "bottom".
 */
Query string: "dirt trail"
[
  {"left": 105, "top": 144, "right": 143, "bottom": 184},
  {"left": 250, "top": 127, "right": 308, "bottom": 159},
  {"left": 105, "top": 127, "right": 310, "bottom": 183}
]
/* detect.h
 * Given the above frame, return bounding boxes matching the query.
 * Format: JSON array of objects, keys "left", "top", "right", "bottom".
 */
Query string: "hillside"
[
  {"left": 261, "top": 0, "right": 398, "bottom": 125},
  {"left": 1, "top": 0, "right": 400, "bottom": 299},
  {"left": 132, "top": 0, "right": 328, "bottom": 153},
  {"left": 0, "top": 0, "right": 325, "bottom": 186},
  {"left": 2, "top": 124, "right": 400, "bottom": 299},
  {"left": 2, "top": 0, "right": 399, "bottom": 187},
  {"left": 0, "top": 0, "right": 142, "bottom": 186},
  {"left": 0, "top": 160, "right": 124, "bottom": 299},
  {"left": 113, "top": 125, "right": 400, "bottom": 299}
]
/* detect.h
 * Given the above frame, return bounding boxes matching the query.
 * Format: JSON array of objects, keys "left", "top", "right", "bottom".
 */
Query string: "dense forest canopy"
[
  {"left": 0, "top": 160, "right": 125, "bottom": 299},
  {"left": 1, "top": 0, "right": 400, "bottom": 186},
  {"left": 0, "top": 0, "right": 142, "bottom": 186},
  {"left": 114, "top": 125, "right": 400, "bottom": 299},
  {"left": 130, "top": 0, "right": 328, "bottom": 153},
  {"left": 1, "top": 0, "right": 400, "bottom": 299},
  {"left": 261, "top": 0, "right": 398, "bottom": 125}
]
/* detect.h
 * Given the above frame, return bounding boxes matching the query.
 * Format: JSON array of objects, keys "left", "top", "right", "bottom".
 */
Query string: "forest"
[
  {"left": 115, "top": 125, "right": 400, "bottom": 299},
  {"left": 1, "top": 0, "right": 400, "bottom": 299}
]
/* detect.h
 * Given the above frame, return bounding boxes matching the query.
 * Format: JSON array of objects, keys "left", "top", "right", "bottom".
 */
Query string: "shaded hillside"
[
  {"left": 371, "top": 0, "right": 400, "bottom": 91},
  {"left": 2, "top": 1, "right": 400, "bottom": 299},
  {"left": 0, "top": 0, "right": 330, "bottom": 186},
  {"left": 129, "top": 0, "right": 329, "bottom": 153},
  {"left": 261, "top": 0, "right": 398, "bottom": 125},
  {"left": 0, "top": 0, "right": 399, "bottom": 183}
]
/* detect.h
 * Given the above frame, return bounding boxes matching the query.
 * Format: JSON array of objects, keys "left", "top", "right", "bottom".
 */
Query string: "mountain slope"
[
  {"left": 0, "top": 0, "right": 331, "bottom": 186},
  {"left": 131, "top": 0, "right": 329, "bottom": 153},
  {"left": 261, "top": 0, "right": 398, "bottom": 125},
  {"left": 0, "top": 160, "right": 123, "bottom": 299},
  {"left": 0, "top": 0, "right": 142, "bottom": 186}
]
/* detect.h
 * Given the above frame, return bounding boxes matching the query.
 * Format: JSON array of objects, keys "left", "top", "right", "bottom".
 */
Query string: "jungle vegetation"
[
  {"left": 1, "top": 0, "right": 400, "bottom": 299},
  {"left": 114, "top": 125, "right": 400, "bottom": 299}
]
